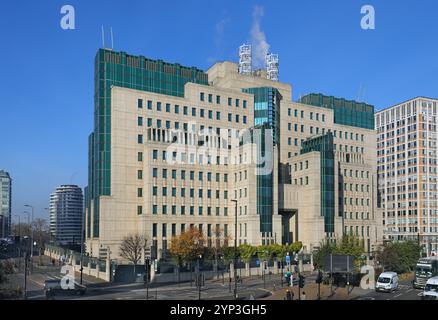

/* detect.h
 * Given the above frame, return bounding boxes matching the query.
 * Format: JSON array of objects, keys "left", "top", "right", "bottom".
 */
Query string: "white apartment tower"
[{"left": 376, "top": 97, "right": 438, "bottom": 255}]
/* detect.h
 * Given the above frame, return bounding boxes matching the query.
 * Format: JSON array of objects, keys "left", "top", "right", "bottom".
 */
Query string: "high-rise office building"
[
  {"left": 49, "top": 185, "right": 84, "bottom": 245},
  {"left": 0, "top": 170, "right": 12, "bottom": 238},
  {"left": 376, "top": 97, "right": 438, "bottom": 255},
  {"left": 85, "top": 49, "right": 382, "bottom": 260}
]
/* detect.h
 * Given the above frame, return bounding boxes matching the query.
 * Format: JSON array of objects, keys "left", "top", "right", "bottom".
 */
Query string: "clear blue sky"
[{"left": 0, "top": 0, "right": 437, "bottom": 221}]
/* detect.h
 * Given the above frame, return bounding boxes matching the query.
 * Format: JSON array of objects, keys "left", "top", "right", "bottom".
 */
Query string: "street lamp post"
[
  {"left": 13, "top": 215, "right": 21, "bottom": 258},
  {"left": 231, "top": 199, "right": 238, "bottom": 300},
  {"left": 24, "top": 205, "right": 34, "bottom": 259}
]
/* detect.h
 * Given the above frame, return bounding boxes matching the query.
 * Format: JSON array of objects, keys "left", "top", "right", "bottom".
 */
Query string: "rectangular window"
[
  {"left": 181, "top": 206, "right": 186, "bottom": 215},
  {"left": 162, "top": 205, "right": 167, "bottom": 215},
  {"left": 175, "top": 105, "right": 179, "bottom": 114},
  {"left": 192, "top": 108, "right": 196, "bottom": 116},
  {"left": 138, "top": 99, "right": 143, "bottom": 109},
  {"left": 216, "top": 95, "right": 221, "bottom": 104},
  {"left": 200, "top": 92, "right": 205, "bottom": 101},
  {"left": 236, "top": 99, "right": 240, "bottom": 107},
  {"left": 152, "top": 150, "right": 158, "bottom": 160},
  {"left": 183, "top": 106, "right": 188, "bottom": 115},
  {"left": 153, "top": 223, "right": 157, "bottom": 236},
  {"left": 243, "top": 100, "right": 247, "bottom": 108},
  {"left": 137, "top": 188, "right": 143, "bottom": 197},
  {"left": 137, "top": 170, "right": 143, "bottom": 180},
  {"left": 172, "top": 205, "right": 176, "bottom": 215},
  {"left": 147, "top": 118, "right": 152, "bottom": 127},
  {"left": 208, "top": 94, "right": 213, "bottom": 103},
  {"left": 165, "top": 103, "right": 170, "bottom": 112},
  {"left": 200, "top": 109, "right": 205, "bottom": 118},
  {"left": 153, "top": 205, "right": 157, "bottom": 215},
  {"left": 228, "top": 113, "right": 232, "bottom": 122},
  {"left": 181, "top": 188, "right": 186, "bottom": 197},
  {"left": 138, "top": 116, "right": 143, "bottom": 126},
  {"left": 137, "top": 206, "right": 143, "bottom": 215},
  {"left": 243, "top": 116, "right": 247, "bottom": 124},
  {"left": 157, "top": 102, "right": 161, "bottom": 111},
  {"left": 137, "top": 135, "right": 143, "bottom": 144},
  {"left": 181, "top": 170, "right": 186, "bottom": 180},
  {"left": 216, "top": 112, "right": 221, "bottom": 120},
  {"left": 152, "top": 168, "right": 157, "bottom": 178},
  {"left": 147, "top": 100, "right": 152, "bottom": 110},
  {"left": 228, "top": 97, "right": 232, "bottom": 106}
]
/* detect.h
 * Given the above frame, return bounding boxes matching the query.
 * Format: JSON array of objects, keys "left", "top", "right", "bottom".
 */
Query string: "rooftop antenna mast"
[
  {"left": 238, "top": 44, "right": 252, "bottom": 75},
  {"left": 110, "top": 27, "right": 114, "bottom": 49},
  {"left": 101, "top": 25, "right": 105, "bottom": 48},
  {"left": 266, "top": 53, "right": 279, "bottom": 82}
]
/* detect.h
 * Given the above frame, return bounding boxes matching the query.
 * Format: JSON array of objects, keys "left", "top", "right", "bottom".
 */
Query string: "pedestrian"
[
  {"left": 285, "top": 289, "right": 293, "bottom": 301},
  {"left": 301, "top": 291, "right": 306, "bottom": 300}
]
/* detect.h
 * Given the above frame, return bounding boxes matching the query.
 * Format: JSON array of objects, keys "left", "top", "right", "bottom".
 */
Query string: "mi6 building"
[{"left": 85, "top": 48, "right": 382, "bottom": 261}]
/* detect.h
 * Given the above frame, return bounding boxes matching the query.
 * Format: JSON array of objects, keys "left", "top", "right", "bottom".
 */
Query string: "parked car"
[
  {"left": 422, "top": 276, "right": 438, "bottom": 300},
  {"left": 375, "top": 272, "right": 399, "bottom": 292},
  {"left": 44, "top": 279, "right": 86, "bottom": 299}
]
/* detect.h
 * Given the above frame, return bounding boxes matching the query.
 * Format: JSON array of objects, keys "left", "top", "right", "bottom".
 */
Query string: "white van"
[
  {"left": 376, "top": 272, "right": 399, "bottom": 292},
  {"left": 422, "top": 276, "right": 438, "bottom": 300}
]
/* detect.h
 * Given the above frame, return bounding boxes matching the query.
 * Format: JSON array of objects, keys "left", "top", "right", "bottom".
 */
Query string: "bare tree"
[{"left": 119, "top": 234, "right": 147, "bottom": 277}]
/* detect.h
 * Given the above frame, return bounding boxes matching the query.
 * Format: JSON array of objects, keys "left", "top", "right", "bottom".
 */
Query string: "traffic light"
[
  {"left": 299, "top": 274, "right": 305, "bottom": 288},
  {"left": 316, "top": 270, "right": 323, "bottom": 284}
]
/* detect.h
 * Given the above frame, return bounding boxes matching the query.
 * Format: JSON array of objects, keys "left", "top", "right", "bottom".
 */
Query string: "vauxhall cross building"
[{"left": 85, "top": 49, "right": 382, "bottom": 261}]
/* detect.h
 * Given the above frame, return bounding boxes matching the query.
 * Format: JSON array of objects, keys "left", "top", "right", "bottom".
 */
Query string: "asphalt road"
[{"left": 355, "top": 280, "right": 423, "bottom": 301}]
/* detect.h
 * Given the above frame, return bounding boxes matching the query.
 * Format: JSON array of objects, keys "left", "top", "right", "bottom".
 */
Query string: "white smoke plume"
[{"left": 250, "top": 5, "right": 270, "bottom": 69}]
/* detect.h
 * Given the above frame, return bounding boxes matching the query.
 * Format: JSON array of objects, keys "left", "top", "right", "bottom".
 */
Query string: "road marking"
[
  {"left": 394, "top": 293, "right": 403, "bottom": 298},
  {"left": 406, "top": 289, "right": 413, "bottom": 293},
  {"left": 418, "top": 292, "right": 423, "bottom": 297}
]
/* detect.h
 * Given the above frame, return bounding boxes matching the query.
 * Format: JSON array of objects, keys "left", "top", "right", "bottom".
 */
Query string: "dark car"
[{"left": 44, "top": 279, "right": 86, "bottom": 299}]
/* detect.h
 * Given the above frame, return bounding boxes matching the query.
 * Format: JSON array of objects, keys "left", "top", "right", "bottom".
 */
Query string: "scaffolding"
[
  {"left": 239, "top": 44, "right": 252, "bottom": 75},
  {"left": 266, "top": 53, "right": 279, "bottom": 82}
]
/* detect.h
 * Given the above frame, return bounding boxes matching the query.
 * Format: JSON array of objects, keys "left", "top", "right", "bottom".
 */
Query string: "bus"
[{"left": 413, "top": 256, "right": 438, "bottom": 289}]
